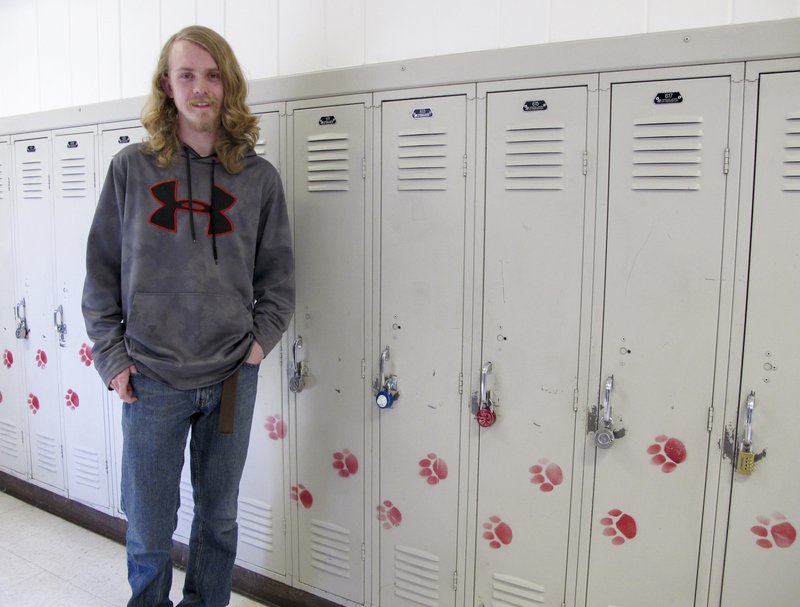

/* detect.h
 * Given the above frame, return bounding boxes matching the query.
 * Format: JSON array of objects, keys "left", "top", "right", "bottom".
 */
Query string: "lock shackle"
[
  {"left": 480, "top": 361, "right": 493, "bottom": 407},
  {"left": 602, "top": 375, "right": 614, "bottom": 424},
  {"left": 744, "top": 391, "right": 756, "bottom": 446},
  {"left": 379, "top": 346, "right": 390, "bottom": 388},
  {"left": 293, "top": 336, "right": 304, "bottom": 367}
]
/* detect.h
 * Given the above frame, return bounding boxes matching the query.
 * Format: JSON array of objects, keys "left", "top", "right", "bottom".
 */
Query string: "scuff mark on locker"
[{"left": 626, "top": 224, "right": 655, "bottom": 289}]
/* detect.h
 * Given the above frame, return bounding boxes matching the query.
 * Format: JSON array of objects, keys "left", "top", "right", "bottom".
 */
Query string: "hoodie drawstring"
[
  {"left": 184, "top": 147, "right": 219, "bottom": 264},
  {"left": 184, "top": 149, "right": 198, "bottom": 242}
]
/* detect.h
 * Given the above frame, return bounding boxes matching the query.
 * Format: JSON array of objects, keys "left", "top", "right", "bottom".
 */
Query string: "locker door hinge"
[
  {"left": 452, "top": 570, "right": 458, "bottom": 591},
  {"left": 458, "top": 372, "right": 464, "bottom": 395},
  {"left": 582, "top": 151, "right": 588, "bottom": 176},
  {"left": 707, "top": 406, "right": 714, "bottom": 432},
  {"left": 362, "top": 157, "right": 366, "bottom": 179},
  {"left": 361, "top": 543, "right": 366, "bottom": 561},
  {"left": 362, "top": 359, "right": 366, "bottom": 380},
  {"left": 723, "top": 147, "right": 730, "bottom": 175},
  {"left": 462, "top": 154, "right": 468, "bottom": 177},
  {"left": 573, "top": 388, "right": 579, "bottom": 412}
]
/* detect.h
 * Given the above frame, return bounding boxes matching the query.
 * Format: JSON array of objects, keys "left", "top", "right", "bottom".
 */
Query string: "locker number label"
[
  {"left": 523, "top": 100, "right": 548, "bottom": 111},
  {"left": 654, "top": 92, "right": 683, "bottom": 104}
]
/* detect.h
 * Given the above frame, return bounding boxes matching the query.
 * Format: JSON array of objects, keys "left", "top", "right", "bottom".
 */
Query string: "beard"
[{"left": 184, "top": 98, "right": 220, "bottom": 133}]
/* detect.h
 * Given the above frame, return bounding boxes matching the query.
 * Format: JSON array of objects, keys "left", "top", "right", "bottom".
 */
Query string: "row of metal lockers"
[{"left": 0, "top": 58, "right": 798, "bottom": 607}]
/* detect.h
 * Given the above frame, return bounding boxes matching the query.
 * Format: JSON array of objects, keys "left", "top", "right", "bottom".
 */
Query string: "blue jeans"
[{"left": 121, "top": 363, "right": 259, "bottom": 607}]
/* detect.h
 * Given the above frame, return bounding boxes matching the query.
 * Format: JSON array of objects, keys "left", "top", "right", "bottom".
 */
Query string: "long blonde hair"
[{"left": 141, "top": 25, "right": 259, "bottom": 174}]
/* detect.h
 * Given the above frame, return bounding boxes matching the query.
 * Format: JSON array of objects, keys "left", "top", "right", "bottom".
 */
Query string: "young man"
[{"left": 82, "top": 26, "right": 294, "bottom": 606}]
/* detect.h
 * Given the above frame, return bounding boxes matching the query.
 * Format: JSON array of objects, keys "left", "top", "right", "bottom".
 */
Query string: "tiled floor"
[{"left": 0, "top": 491, "right": 270, "bottom": 606}]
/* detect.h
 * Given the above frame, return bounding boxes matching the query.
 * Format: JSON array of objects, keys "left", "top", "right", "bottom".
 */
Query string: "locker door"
[
  {"left": 13, "top": 135, "right": 65, "bottom": 492},
  {"left": 0, "top": 137, "right": 28, "bottom": 476},
  {"left": 586, "top": 77, "right": 733, "bottom": 605},
  {"left": 236, "top": 110, "right": 289, "bottom": 577},
  {"left": 475, "top": 86, "right": 588, "bottom": 606},
  {"left": 378, "top": 94, "right": 469, "bottom": 607},
  {"left": 53, "top": 130, "right": 110, "bottom": 510},
  {"left": 98, "top": 124, "right": 148, "bottom": 518},
  {"left": 291, "top": 102, "right": 367, "bottom": 603},
  {"left": 721, "top": 71, "right": 800, "bottom": 606}
]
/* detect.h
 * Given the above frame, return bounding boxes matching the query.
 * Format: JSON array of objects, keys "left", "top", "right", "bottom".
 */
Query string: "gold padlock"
[{"left": 737, "top": 446, "right": 755, "bottom": 476}]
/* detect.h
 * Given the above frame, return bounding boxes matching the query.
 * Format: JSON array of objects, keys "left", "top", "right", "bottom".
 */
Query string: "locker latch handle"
[
  {"left": 593, "top": 375, "right": 625, "bottom": 449},
  {"left": 14, "top": 299, "right": 30, "bottom": 340},
  {"left": 736, "top": 391, "right": 767, "bottom": 475},
  {"left": 474, "top": 361, "right": 498, "bottom": 428},
  {"left": 53, "top": 304, "right": 67, "bottom": 348},
  {"left": 374, "top": 346, "right": 399, "bottom": 409},
  {"left": 289, "top": 336, "right": 308, "bottom": 393}
]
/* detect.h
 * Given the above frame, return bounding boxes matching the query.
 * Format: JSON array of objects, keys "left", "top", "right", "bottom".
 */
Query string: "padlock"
[
  {"left": 736, "top": 446, "right": 755, "bottom": 476},
  {"left": 376, "top": 389, "right": 395, "bottom": 409},
  {"left": 594, "top": 426, "right": 615, "bottom": 449},
  {"left": 289, "top": 374, "right": 305, "bottom": 393},
  {"left": 476, "top": 406, "right": 496, "bottom": 428}
]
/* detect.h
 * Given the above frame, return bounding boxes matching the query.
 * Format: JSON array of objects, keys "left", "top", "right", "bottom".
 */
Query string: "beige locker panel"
[
  {"left": 292, "top": 102, "right": 367, "bottom": 603},
  {"left": 475, "top": 86, "right": 588, "bottom": 606},
  {"left": 13, "top": 135, "right": 65, "bottom": 492},
  {"left": 587, "top": 77, "right": 732, "bottom": 605},
  {"left": 721, "top": 70, "right": 800, "bottom": 606},
  {"left": 53, "top": 130, "right": 111, "bottom": 511},
  {"left": 98, "top": 124, "right": 153, "bottom": 518},
  {"left": 0, "top": 137, "right": 28, "bottom": 477},
  {"left": 378, "top": 94, "right": 468, "bottom": 607},
  {"left": 236, "top": 110, "right": 290, "bottom": 578}
]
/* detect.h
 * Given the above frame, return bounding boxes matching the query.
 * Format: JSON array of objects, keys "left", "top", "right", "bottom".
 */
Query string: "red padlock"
[{"left": 476, "top": 407, "right": 496, "bottom": 428}]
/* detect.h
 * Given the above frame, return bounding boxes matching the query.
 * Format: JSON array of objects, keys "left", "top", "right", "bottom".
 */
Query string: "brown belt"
[{"left": 219, "top": 372, "right": 238, "bottom": 434}]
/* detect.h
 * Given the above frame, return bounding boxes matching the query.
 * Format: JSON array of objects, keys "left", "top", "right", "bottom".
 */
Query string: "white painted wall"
[{"left": 0, "top": 0, "right": 797, "bottom": 119}]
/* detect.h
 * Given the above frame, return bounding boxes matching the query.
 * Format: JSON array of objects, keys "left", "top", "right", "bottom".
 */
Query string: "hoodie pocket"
[{"left": 126, "top": 292, "right": 252, "bottom": 364}]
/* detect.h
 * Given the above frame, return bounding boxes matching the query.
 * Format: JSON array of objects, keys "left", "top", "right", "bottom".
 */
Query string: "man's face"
[{"left": 162, "top": 39, "right": 223, "bottom": 135}]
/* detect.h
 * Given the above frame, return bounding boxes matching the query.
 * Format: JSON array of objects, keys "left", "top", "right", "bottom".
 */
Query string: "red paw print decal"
[
  {"left": 482, "top": 515, "right": 513, "bottom": 549},
  {"left": 647, "top": 435, "right": 687, "bottom": 473},
  {"left": 601, "top": 509, "right": 637, "bottom": 545},
  {"left": 36, "top": 349, "right": 48, "bottom": 369},
  {"left": 0, "top": 391, "right": 4, "bottom": 405},
  {"left": 65, "top": 389, "right": 80, "bottom": 410},
  {"left": 752, "top": 513, "right": 797, "bottom": 549},
  {"left": 2, "top": 350, "right": 12, "bottom": 368},
  {"left": 377, "top": 500, "right": 402, "bottom": 529},
  {"left": 291, "top": 484, "right": 313, "bottom": 508},
  {"left": 28, "top": 393, "right": 40, "bottom": 414},
  {"left": 79, "top": 343, "right": 93, "bottom": 366},
  {"left": 332, "top": 449, "right": 358, "bottom": 477},
  {"left": 264, "top": 415, "right": 287, "bottom": 440},
  {"left": 419, "top": 453, "right": 448, "bottom": 485},
  {"left": 529, "top": 458, "right": 563, "bottom": 492}
]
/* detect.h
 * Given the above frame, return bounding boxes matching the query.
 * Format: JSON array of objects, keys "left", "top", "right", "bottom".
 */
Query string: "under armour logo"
[{"left": 149, "top": 180, "right": 237, "bottom": 235}]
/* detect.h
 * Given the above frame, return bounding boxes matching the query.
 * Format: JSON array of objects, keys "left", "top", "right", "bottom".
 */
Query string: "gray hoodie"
[{"left": 82, "top": 143, "right": 295, "bottom": 390}]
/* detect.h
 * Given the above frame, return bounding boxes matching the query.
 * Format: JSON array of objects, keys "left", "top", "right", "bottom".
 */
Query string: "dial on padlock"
[{"left": 375, "top": 346, "right": 399, "bottom": 409}]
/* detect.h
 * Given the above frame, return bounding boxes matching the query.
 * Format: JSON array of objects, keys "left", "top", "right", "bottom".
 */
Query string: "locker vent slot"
[
  {"left": 57, "top": 155, "right": 91, "bottom": 199},
  {"left": 393, "top": 544, "right": 440, "bottom": 606},
  {"left": 71, "top": 446, "right": 101, "bottom": 489},
  {"left": 491, "top": 572, "right": 545, "bottom": 606},
  {"left": 631, "top": 116, "right": 704, "bottom": 191},
  {"left": 35, "top": 433, "right": 60, "bottom": 474},
  {"left": 254, "top": 134, "right": 269, "bottom": 159},
  {"left": 0, "top": 159, "right": 7, "bottom": 201},
  {"left": 504, "top": 123, "right": 566, "bottom": 191},
  {"left": 783, "top": 112, "right": 800, "bottom": 192},
  {"left": 310, "top": 519, "right": 351, "bottom": 578},
  {"left": 238, "top": 498, "right": 273, "bottom": 551},
  {"left": 21, "top": 160, "right": 46, "bottom": 200},
  {"left": 306, "top": 133, "right": 351, "bottom": 192},
  {"left": 396, "top": 129, "right": 449, "bottom": 191},
  {"left": 0, "top": 420, "right": 21, "bottom": 457}
]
